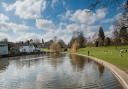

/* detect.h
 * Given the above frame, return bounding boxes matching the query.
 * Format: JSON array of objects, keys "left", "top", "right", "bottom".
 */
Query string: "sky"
[{"left": 0, "top": 0, "right": 126, "bottom": 43}]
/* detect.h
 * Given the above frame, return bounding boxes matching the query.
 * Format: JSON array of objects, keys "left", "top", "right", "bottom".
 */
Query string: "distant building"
[
  {"left": 19, "top": 44, "right": 35, "bottom": 53},
  {"left": 0, "top": 42, "right": 8, "bottom": 56}
]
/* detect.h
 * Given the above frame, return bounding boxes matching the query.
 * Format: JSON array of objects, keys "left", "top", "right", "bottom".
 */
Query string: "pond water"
[{"left": 0, "top": 53, "right": 123, "bottom": 89}]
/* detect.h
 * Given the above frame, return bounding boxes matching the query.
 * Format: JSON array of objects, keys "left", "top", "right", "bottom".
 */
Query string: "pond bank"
[
  {"left": 72, "top": 53, "right": 128, "bottom": 89},
  {"left": 0, "top": 51, "right": 48, "bottom": 58}
]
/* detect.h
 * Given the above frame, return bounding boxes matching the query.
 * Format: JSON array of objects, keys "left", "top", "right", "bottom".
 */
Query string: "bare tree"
[
  {"left": 113, "top": 1, "right": 128, "bottom": 45},
  {"left": 71, "top": 40, "right": 79, "bottom": 53},
  {"left": 49, "top": 42, "right": 62, "bottom": 52},
  {"left": 33, "top": 38, "right": 40, "bottom": 43},
  {"left": 69, "top": 31, "right": 86, "bottom": 48}
]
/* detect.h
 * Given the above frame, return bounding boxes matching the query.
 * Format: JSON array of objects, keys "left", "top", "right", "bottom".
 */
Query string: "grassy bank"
[
  {"left": 41, "top": 48, "right": 49, "bottom": 52},
  {"left": 78, "top": 46, "right": 128, "bottom": 72}
]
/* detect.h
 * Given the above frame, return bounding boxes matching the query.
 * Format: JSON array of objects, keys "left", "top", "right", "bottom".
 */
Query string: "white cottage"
[
  {"left": 0, "top": 42, "right": 8, "bottom": 56},
  {"left": 19, "top": 44, "right": 35, "bottom": 53}
]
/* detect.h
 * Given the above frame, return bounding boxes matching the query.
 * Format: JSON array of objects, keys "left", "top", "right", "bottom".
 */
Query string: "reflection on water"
[
  {"left": 70, "top": 54, "right": 86, "bottom": 71},
  {"left": 0, "top": 58, "right": 9, "bottom": 73},
  {"left": 0, "top": 54, "right": 123, "bottom": 89},
  {"left": 97, "top": 62, "right": 105, "bottom": 77}
]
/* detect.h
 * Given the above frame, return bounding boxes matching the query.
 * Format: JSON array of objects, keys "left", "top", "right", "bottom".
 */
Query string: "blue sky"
[{"left": 0, "top": 0, "right": 126, "bottom": 43}]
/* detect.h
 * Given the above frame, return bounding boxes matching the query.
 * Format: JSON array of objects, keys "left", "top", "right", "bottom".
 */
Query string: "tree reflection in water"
[
  {"left": 97, "top": 62, "right": 105, "bottom": 78},
  {"left": 0, "top": 58, "right": 9, "bottom": 73},
  {"left": 70, "top": 54, "right": 105, "bottom": 77},
  {"left": 70, "top": 54, "right": 86, "bottom": 71},
  {"left": 47, "top": 53, "right": 65, "bottom": 68}
]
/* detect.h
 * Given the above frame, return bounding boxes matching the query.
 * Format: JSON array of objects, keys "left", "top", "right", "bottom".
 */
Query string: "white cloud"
[
  {"left": 59, "top": 10, "right": 72, "bottom": 21},
  {"left": 101, "top": 18, "right": 114, "bottom": 24},
  {"left": 42, "top": 29, "right": 71, "bottom": 44},
  {"left": 71, "top": 9, "right": 95, "bottom": 24},
  {"left": 96, "top": 8, "right": 107, "bottom": 19},
  {"left": 0, "top": 21, "right": 42, "bottom": 42},
  {"left": 63, "top": 8, "right": 107, "bottom": 25},
  {"left": 65, "top": 22, "right": 100, "bottom": 37},
  {"left": 0, "top": 13, "right": 9, "bottom": 22},
  {"left": 2, "top": 0, "right": 46, "bottom": 19},
  {"left": 36, "top": 19, "right": 55, "bottom": 31},
  {"left": 0, "top": 20, "right": 31, "bottom": 42},
  {"left": 2, "top": 3, "right": 14, "bottom": 11},
  {"left": 0, "top": 22, "right": 29, "bottom": 33},
  {"left": 66, "top": 23, "right": 80, "bottom": 32}
]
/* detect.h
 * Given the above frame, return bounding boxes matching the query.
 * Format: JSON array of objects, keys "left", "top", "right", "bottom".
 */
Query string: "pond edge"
[{"left": 71, "top": 53, "right": 128, "bottom": 89}]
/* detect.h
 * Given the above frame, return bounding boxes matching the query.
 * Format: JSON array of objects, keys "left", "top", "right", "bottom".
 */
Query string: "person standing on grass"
[{"left": 88, "top": 51, "right": 90, "bottom": 56}]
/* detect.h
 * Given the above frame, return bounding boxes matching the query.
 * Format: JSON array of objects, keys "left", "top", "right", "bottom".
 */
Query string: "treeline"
[{"left": 43, "top": 37, "right": 67, "bottom": 50}]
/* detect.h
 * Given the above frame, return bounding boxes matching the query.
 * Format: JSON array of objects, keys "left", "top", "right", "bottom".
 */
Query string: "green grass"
[
  {"left": 78, "top": 46, "right": 128, "bottom": 71},
  {"left": 40, "top": 48, "right": 49, "bottom": 52}
]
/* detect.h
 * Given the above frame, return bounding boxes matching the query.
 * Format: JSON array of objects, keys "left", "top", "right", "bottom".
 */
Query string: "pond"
[{"left": 0, "top": 53, "right": 123, "bottom": 89}]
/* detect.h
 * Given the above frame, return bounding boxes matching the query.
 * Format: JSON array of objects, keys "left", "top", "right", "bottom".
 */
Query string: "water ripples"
[{"left": 0, "top": 54, "right": 123, "bottom": 89}]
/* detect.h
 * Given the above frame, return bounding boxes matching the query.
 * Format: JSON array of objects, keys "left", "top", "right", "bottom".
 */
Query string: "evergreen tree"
[
  {"left": 98, "top": 26, "right": 105, "bottom": 41},
  {"left": 98, "top": 26, "right": 105, "bottom": 46},
  {"left": 42, "top": 38, "right": 44, "bottom": 44}
]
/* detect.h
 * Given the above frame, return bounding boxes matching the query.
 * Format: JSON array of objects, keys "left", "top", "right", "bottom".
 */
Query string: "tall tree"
[
  {"left": 58, "top": 39, "right": 67, "bottom": 48},
  {"left": 77, "top": 32, "right": 86, "bottom": 48},
  {"left": 49, "top": 42, "right": 62, "bottom": 52},
  {"left": 119, "top": 26, "right": 128, "bottom": 44},
  {"left": 113, "top": 1, "right": 128, "bottom": 45},
  {"left": 69, "top": 37, "right": 76, "bottom": 48},
  {"left": 71, "top": 40, "right": 79, "bottom": 53},
  {"left": 44, "top": 40, "right": 53, "bottom": 48},
  {"left": 98, "top": 26, "right": 105, "bottom": 41},
  {"left": 113, "top": 28, "right": 121, "bottom": 45},
  {"left": 69, "top": 31, "right": 86, "bottom": 48},
  {"left": 42, "top": 38, "right": 44, "bottom": 44},
  {"left": 26, "top": 40, "right": 30, "bottom": 45},
  {"left": 98, "top": 26, "right": 105, "bottom": 46}
]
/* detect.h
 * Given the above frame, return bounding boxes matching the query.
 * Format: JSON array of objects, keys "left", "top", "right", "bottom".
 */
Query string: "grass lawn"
[
  {"left": 40, "top": 48, "right": 49, "bottom": 52},
  {"left": 78, "top": 46, "right": 128, "bottom": 72}
]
